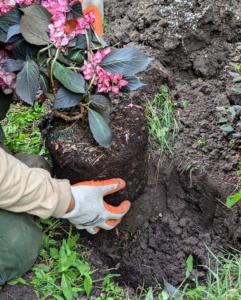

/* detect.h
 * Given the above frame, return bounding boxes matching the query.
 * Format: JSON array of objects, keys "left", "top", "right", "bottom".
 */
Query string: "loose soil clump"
[{"left": 3, "top": 0, "right": 241, "bottom": 299}]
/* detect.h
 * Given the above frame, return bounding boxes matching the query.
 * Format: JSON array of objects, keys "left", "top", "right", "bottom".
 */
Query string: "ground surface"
[{"left": 2, "top": 0, "right": 241, "bottom": 299}]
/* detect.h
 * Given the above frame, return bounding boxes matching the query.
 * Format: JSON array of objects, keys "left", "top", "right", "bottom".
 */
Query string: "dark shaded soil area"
[{"left": 3, "top": 0, "right": 241, "bottom": 299}]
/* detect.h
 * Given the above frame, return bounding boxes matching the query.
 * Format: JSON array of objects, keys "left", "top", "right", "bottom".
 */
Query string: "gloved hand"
[{"left": 61, "top": 178, "right": 131, "bottom": 234}]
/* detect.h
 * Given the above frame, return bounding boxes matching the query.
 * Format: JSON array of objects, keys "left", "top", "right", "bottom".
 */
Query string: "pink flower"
[
  {"left": 0, "top": 0, "right": 37, "bottom": 15},
  {"left": 83, "top": 48, "right": 128, "bottom": 94},
  {"left": 69, "top": 12, "right": 95, "bottom": 37},
  {"left": 0, "top": 49, "right": 16, "bottom": 94}
]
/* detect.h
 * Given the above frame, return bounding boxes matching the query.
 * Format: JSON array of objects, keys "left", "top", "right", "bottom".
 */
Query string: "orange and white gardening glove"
[
  {"left": 65, "top": 0, "right": 104, "bottom": 37},
  {"left": 61, "top": 178, "right": 131, "bottom": 234}
]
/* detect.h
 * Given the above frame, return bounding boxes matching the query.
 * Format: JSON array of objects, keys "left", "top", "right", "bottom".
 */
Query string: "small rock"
[
  {"left": 140, "top": 241, "right": 148, "bottom": 250},
  {"left": 178, "top": 217, "right": 190, "bottom": 228},
  {"left": 142, "top": 222, "right": 149, "bottom": 231}
]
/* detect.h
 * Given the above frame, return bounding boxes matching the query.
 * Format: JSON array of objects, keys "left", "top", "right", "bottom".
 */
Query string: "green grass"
[
  {"left": 173, "top": 247, "right": 241, "bottom": 300},
  {"left": 1, "top": 102, "right": 48, "bottom": 156},
  {"left": 145, "top": 85, "right": 179, "bottom": 155}
]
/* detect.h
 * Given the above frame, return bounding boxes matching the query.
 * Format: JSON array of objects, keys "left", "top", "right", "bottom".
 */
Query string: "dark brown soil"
[
  {"left": 41, "top": 102, "right": 149, "bottom": 205},
  {"left": 3, "top": 0, "right": 241, "bottom": 299}
]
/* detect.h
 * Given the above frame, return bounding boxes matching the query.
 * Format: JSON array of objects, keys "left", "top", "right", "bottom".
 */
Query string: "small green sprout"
[
  {"left": 197, "top": 140, "right": 207, "bottom": 147},
  {"left": 182, "top": 100, "right": 188, "bottom": 108}
]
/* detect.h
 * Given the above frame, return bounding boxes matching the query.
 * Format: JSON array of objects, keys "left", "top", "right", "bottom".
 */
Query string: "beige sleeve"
[{"left": 0, "top": 148, "right": 72, "bottom": 219}]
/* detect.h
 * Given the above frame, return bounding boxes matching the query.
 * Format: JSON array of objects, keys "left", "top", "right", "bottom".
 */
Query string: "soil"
[
  {"left": 3, "top": 0, "right": 241, "bottom": 299},
  {"left": 41, "top": 102, "right": 149, "bottom": 205}
]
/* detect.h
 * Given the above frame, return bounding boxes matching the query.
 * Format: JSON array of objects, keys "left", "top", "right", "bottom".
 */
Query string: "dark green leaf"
[
  {"left": 2, "top": 59, "right": 24, "bottom": 72},
  {"left": 227, "top": 191, "right": 241, "bottom": 208},
  {"left": 0, "top": 90, "right": 12, "bottom": 120},
  {"left": 233, "top": 88, "right": 241, "bottom": 94},
  {"left": 58, "top": 53, "right": 72, "bottom": 66},
  {"left": 20, "top": 15, "right": 51, "bottom": 45},
  {"left": 88, "top": 108, "right": 113, "bottom": 148},
  {"left": 6, "top": 24, "right": 21, "bottom": 42},
  {"left": 52, "top": 295, "right": 64, "bottom": 300},
  {"left": 229, "top": 71, "right": 241, "bottom": 82},
  {"left": 6, "top": 33, "right": 22, "bottom": 44},
  {"left": 90, "top": 95, "right": 111, "bottom": 123},
  {"left": 67, "top": 50, "right": 83, "bottom": 63},
  {"left": 186, "top": 254, "right": 193, "bottom": 278},
  {"left": 70, "top": 2, "right": 83, "bottom": 18},
  {"left": 20, "top": 5, "right": 52, "bottom": 32},
  {"left": 12, "top": 39, "right": 39, "bottom": 60},
  {"left": 102, "top": 274, "right": 120, "bottom": 285},
  {"left": 0, "top": 29, "right": 7, "bottom": 42},
  {"left": 67, "top": 38, "right": 76, "bottom": 48},
  {"left": 100, "top": 47, "right": 152, "bottom": 76},
  {"left": 220, "top": 124, "right": 234, "bottom": 132},
  {"left": 218, "top": 117, "right": 227, "bottom": 123},
  {"left": 216, "top": 106, "right": 226, "bottom": 111},
  {"left": 73, "top": 34, "right": 87, "bottom": 50},
  {"left": 120, "top": 76, "right": 145, "bottom": 92},
  {"left": 84, "top": 275, "right": 92, "bottom": 297},
  {"left": 0, "top": 125, "right": 5, "bottom": 141},
  {"left": 228, "top": 106, "right": 236, "bottom": 118},
  {"left": 67, "top": 234, "right": 79, "bottom": 250},
  {"left": 39, "top": 72, "right": 50, "bottom": 93},
  {"left": 53, "top": 87, "right": 82, "bottom": 109},
  {"left": 90, "top": 94, "right": 110, "bottom": 112},
  {"left": 15, "top": 60, "right": 39, "bottom": 105},
  {"left": 50, "top": 248, "right": 59, "bottom": 259},
  {"left": 0, "top": 9, "right": 21, "bottom": 31},
  {"left": 53, "top": 61, "right": 85, "bottom": 93},
  {"left": 72, "top": 259, "right": 90, "bottom": 274},
  {"left": 61, "top": 273, "right": 72, "bottom": 300},
  {"left": 73, "top": 30, "right": 92, "bottom": 50},
  {"left": 58, "top": 242, "right": 77, "bottom": 272}
]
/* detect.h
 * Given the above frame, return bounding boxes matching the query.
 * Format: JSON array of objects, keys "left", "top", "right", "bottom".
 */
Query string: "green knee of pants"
[{"left": 0, "top": 209, "right": 43, "bottom": 285}]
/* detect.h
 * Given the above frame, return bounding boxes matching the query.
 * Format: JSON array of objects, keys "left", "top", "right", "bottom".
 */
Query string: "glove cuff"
[{"left": 61, "top": 186, "right": 82, "bottom": 219}]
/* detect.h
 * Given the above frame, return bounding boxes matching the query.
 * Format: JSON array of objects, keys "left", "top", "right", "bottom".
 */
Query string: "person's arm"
[
  {"left": 0, "top": 148, "right": 131, "bottom": 234},
  {"left": 0, "top": 147, "right": 72, "bottom": 218}
]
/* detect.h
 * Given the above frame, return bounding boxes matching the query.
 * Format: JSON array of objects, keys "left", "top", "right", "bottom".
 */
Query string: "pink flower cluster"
[
  {"left": 42, "top": 0, "right": 95, "bottom": 48},
  {"left": 0, "top": 50, "right": 16, "bottom": 94},
  {"left": 0, "top": 0, "right": 36, "bottom": 15},
  {"left": 1, "top": 0, "right": 96, "bottom": 48},
  {"left": 83, "top": 48, "right": 129, "bottom": 94},
  {"left": 69, "top": 11, "right": 95, "bottom": 37}
]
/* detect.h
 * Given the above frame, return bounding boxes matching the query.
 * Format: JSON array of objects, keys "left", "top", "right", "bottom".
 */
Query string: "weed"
[
  {"left": 125, "top": 227, "right": 133, "bottom": 238},
  {"left": 197, "top": 140, "right": 207, "bottom": 147},
  {"left": 1, "top": 102, "right": 49, "bottom": 156},
  {"left": 8, "top": 221, "right": 93, "bottom": 300},
  {"left": 229, "top": 44, "right": 241, "bottom": 94},
  {"left": 145, "top": 85, "right": 179, "bottom": 155},
  {"left": 216, "top": 105, "right": 241, "bottom": 137},
  {"left": 182, "top": 100, "right": 188, "bottom": 108},
  {"left": 226, "top": 190, "right": 241, "bottom": 208}
]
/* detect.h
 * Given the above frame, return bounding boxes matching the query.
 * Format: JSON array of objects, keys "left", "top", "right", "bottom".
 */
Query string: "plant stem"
[
  {"left": 50, "top": 48, "right": 60, "bottom": 97},
  {"left": 37, "top": 44, "right": 53, "bottom": 64},
  {"left": 67, "top": 67, "right": 85, "bottom": 71}
]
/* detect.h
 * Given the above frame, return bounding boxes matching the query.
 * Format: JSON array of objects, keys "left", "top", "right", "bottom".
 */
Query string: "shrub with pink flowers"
[{"left": 0, "top": 0, "right": 151, "bottom": 147}]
